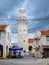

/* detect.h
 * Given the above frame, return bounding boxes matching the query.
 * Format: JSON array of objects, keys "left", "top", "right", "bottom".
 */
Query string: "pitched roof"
[
  {"left": 28, "top": 38, "right": 35, "bottom": 43},
  {"left": 39, "top": 30, "right": 49, "bottom": 35},
  {"left": 0, "top": 25, "right": 8, "bottom": 30}
]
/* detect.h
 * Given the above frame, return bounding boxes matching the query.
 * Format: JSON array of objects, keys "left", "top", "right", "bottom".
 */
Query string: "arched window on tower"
[
  {"left": 23, "top": 29, "right": 25, "bottom": 31},
  {"left": 23, "top": 40, "right": 25, "bottom": 42},
  {"left": 19, "top": 29, "right": 21, "bottom": 31}
]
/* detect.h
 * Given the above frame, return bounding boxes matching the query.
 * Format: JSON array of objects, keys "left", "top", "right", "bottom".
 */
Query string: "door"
[
  {"left": 43, "top": 48, "right": 49, "bottom": 58},
  {"left": 0, "top": 45, "right": 3, "bottom": 57}
]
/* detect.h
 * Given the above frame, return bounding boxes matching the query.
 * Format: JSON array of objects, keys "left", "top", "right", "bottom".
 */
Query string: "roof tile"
[{"left": 0, "top": 25, "right": 8, "bottom": 30}]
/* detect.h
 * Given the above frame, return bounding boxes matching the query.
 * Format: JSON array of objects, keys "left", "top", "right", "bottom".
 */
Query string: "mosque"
[{"left": 0, "top": 7, "right": 34, "bottom": 58}]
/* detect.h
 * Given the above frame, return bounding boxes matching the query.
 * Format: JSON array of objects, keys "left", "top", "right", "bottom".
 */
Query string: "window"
[
  {"left": 46, "top": 36, "right": 49, "bottom": 41},
  {"left": 23, "top": 40, "right": 25, "bottom": 42},
  {"left": 8, "top": 32, "right": 9, "bottom": 40},
  {"left": 8, "top": 32, "right": 11, "bottom": 41},
  {"left": 0, "top": 32, "right": 1, "bottom": 37},
  {"left": 24, "top": 29, "right": 25, "bottom": 31},
  {"left": 19, "top": 29, "right": 21, "bottom": 31}
]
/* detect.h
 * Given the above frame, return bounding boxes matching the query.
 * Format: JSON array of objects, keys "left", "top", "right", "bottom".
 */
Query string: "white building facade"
[
  {"left": 34, "top": 30, "right": 49, "bottom": 58},
  {"left": 0, "top": 24, "right": 11, "bottom": 58}
]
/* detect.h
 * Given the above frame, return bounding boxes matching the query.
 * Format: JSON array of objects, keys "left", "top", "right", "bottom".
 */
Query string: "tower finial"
[{"left": 19, "top": 7, "right": 26, "bottom": 17}]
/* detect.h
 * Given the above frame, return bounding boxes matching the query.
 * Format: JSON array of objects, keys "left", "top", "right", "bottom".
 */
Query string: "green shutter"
[{"left": 46, "top": 36, "right": 49, "bottom": 41}]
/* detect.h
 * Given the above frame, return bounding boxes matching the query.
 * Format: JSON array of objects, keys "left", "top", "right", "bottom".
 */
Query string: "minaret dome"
[{"left": 19, "top": 7, "right": 26, "bottom": 17}]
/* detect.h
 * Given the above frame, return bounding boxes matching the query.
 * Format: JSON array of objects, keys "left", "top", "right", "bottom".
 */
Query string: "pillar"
[{"left": 2, "top": 44, "right": 6, "bottom": 59}]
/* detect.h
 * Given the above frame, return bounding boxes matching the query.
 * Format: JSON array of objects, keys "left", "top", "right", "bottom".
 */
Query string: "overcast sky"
[{"left": 0, "top": 0, "right": 49, "bottom": 43}]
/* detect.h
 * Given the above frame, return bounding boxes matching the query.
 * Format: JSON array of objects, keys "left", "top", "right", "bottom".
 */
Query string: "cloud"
[
  {"left": 0, "top": 0, "right": 49, "bottom": 42},
  {"left": 23, "top": 0, "right": 49, "bottom": 18},
  {"left": 27, "top": 33, "right": 35, "bottom": 38},
  {"left": 0, "top": 0, "right": 24, "bottom": 16},
  {"left": 0, "top": 0, "right": 25, "bottom": 33},
  {"left": 0, "top": 0, "right": 49, "bottom": 34},
  {"left": 11, "top": 33, "right": 18, "bottom": 43}
]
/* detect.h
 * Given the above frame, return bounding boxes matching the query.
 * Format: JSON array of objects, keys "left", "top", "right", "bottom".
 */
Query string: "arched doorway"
[
  {"left": 29, "top": 46, "right": 32, "bottom": 51},
  {"left": 28, "top": 46, "right": 33, "bottom": 55},
  {"left": 0, "top": 44, "right": 3, "bottom": 57}
]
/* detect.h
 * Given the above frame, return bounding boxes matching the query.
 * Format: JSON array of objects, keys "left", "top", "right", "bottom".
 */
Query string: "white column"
[
  {"left": 2, "top": 32, "right": 6, "bottom": 58},
  {"left": 3, "top": 43, "right": 6, "bottom": 58}
]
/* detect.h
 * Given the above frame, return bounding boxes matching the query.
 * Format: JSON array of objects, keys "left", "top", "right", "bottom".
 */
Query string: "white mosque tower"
[{"left": 17, "top": 7, "right": 28, "bottom": 51}]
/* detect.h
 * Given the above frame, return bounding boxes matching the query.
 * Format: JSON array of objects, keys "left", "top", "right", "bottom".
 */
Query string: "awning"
[{"left": 9, "top": 46, "right": 22, "bottom": 50}]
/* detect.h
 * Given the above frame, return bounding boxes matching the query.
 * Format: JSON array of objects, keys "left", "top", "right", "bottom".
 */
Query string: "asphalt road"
[{"left": 0, "top": 58, "right": 49, "bottom": 65}]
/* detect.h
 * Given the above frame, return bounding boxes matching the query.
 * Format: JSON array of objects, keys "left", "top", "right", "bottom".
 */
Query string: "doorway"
[
  {"left": 0, "top": 45, "right": 3, "bottom": 57},
  {"left": 43, "top": 48, "right": 49, "bottom": 58}
]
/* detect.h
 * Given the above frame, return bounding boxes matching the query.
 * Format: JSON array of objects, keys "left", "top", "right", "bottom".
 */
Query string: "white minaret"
[{"left": 18, "top": 7, "right": 28, "bottom": 51}]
